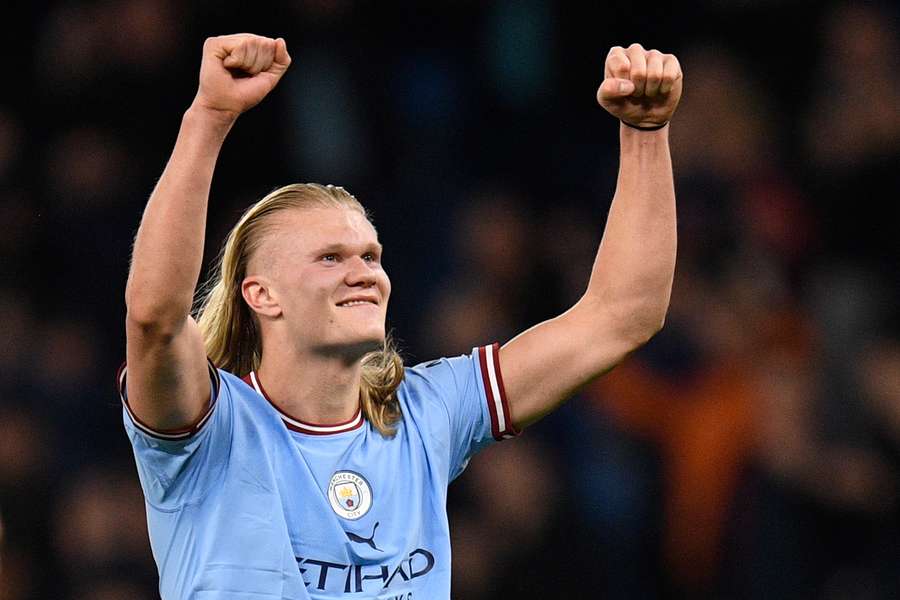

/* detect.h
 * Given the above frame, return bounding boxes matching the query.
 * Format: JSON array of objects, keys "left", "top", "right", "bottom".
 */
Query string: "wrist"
[
  {"left": 619, "top": 119, "right": 669, "bottom": 154},
  {"left": 621, "top": 120, "right": 669, "bottom": 131},
  {"left": 184, "top": 102, "right": 239, "bottom": 133}
]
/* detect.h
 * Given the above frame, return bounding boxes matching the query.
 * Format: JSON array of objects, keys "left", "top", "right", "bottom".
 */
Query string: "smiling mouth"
[{"left": 336, "top": 300, "right": 378, "bottom": 307}]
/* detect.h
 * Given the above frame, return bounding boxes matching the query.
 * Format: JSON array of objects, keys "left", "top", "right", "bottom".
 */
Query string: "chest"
[{"left": 234, "top": 424, "right": 448, "bottom": 595}]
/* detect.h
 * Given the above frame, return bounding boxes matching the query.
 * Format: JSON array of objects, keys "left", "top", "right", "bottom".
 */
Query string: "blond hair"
[{"left": 194, "top": 183, "right": 404, "bottom": 436}]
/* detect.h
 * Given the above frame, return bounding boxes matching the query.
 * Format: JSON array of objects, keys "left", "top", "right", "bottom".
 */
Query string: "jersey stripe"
[
  {"left": 477, "top": 343, "right": 518, "bottom": 440},
  {"left": 244, "top": 371, "right": 364, "bottom": 435},
  {"left": 117, "top": 360, "right": 220, "bottom": 441}
]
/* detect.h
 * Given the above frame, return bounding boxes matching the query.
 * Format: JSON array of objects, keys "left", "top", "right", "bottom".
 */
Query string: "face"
[{"left": 245, "top": 206, "right": 391, "bottom": 359}]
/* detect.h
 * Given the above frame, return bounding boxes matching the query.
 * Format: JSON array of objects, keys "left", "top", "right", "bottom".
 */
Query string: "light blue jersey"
[{"left": 119, "top": 343, "right": 517, "bottom": 599}]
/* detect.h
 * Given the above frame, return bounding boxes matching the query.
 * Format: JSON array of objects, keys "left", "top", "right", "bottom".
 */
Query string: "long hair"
[{"left": 194, "top": 183, "right": 404, "bottom": 436}]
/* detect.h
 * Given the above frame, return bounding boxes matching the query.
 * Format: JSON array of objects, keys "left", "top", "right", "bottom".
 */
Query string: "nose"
[{"left": 344, "top": 256, "right": 377, "bottom": 287}]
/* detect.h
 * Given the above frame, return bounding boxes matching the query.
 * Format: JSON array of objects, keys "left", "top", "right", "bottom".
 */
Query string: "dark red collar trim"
[{"left": 240, "top": 372, "right": 364, "bottom": 435}]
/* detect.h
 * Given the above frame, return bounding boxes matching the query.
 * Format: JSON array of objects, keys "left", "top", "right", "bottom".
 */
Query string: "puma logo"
[{"left": 346, "top": 521, "right": 382, "bottom": 552}]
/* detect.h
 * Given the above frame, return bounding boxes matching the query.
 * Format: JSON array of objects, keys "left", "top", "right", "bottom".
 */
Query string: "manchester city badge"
[{"left": 327, "top": 471, "right": 373, "bottom": 520}]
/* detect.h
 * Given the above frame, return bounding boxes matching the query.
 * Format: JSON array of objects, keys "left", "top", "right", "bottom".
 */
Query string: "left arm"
[{"left": 500, "top": 43, "right": 682, "bottom": 429}]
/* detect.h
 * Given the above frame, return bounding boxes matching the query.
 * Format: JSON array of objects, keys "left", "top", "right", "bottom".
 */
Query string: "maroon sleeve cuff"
[
  {"left": 476, "top": 343, "right": 519, "bottom": 441},
  {"left": 116, "top": 360, "right": 220, "bottom": 441}
]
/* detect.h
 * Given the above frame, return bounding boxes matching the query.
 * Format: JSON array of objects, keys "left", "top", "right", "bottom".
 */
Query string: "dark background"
[{"left": 1, "top": 1, "right": 899, "bottom": 598}]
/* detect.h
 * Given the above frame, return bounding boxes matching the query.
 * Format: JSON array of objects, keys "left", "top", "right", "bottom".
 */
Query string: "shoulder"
[
  {"left": 401, "top": 355, "right": 467, "bottom": 398},
  {"left": 217, "top": 369, "right": 256, "bottom": 396},
  {"left": 204, "top": 368, "right": 281, "bottom": 430},
  {"left": 215, "top": 369, "right": 282, "bottom": 420},
  {"left": 399, "top": 344, "right": 500, "bottom": 406}
]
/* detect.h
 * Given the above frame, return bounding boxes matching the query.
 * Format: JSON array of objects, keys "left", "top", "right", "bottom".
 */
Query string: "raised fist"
[
  {"left": 193, "top": 34, "right": 292, "bottom": 119},
  {"left": 597, "top": 43, "right": 682, "bottom": 129}
]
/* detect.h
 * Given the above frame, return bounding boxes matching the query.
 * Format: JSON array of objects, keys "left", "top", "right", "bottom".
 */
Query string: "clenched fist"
[
  {"left": 193, "top": 34, "right": 292, "bottom": 120},
  {"left": 597, "top": 43, "right": 682, "bottom": 129}
]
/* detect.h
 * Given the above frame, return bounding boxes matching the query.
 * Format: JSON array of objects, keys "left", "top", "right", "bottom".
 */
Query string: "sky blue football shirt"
[{"left": 119, "top": 343, "right": 517, "bottom": 599}]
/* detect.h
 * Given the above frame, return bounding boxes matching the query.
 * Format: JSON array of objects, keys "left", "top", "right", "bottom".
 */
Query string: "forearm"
[
  {"left": 498, "top": 44, "right": 681, "bottom": 430},
  {"left": 584, "top": 123, "right": 676, "bottom": 341},
  {"left": 125, "top": 106, "right": 235, "bottom": 327}
]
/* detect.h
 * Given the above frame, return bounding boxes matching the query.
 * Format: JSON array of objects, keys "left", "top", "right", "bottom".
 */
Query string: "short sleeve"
[
  {"left": 117, "top": 362, "right": 233, "bottom": 509},
  {"left": 404, "top": 343, "right": 519, "bottom": 480}
]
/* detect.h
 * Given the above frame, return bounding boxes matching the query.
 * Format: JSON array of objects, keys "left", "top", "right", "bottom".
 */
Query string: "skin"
[
  {"left": 125, "top": 35, "right": 681, "bottom": 434},
  {"left": 503, "top": 44, "right": 681, "bottom": 428},
  {"left": 242, "top": 207, "right": 390, "bottom": 424}
]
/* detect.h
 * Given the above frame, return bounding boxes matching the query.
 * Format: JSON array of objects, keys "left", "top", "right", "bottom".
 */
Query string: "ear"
[{"left": 242, "top": 275, "right": 283, "bottom": 318}]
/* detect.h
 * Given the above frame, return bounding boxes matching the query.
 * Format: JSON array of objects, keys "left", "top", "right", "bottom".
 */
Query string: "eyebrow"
[{"left": 310, "top": 242, "right": 383, "bottom": 256}]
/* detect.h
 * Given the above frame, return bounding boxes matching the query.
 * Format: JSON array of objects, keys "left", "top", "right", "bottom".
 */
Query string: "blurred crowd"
[{"left": 1, "top": 1, "right": 898, "bottom": 598}]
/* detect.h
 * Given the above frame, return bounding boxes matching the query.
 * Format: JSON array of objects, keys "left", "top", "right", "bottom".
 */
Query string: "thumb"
[
  {"left": 222, "top": 47, "right": 243, "bottom": 69},
  {"left": 597, "top": 78, "right": 635, "bottom": 103}
]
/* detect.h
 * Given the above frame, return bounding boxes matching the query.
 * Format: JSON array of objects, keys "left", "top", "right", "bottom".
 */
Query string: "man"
[{"left": 121, "top": 34, "right": 681, "bottom": 598}]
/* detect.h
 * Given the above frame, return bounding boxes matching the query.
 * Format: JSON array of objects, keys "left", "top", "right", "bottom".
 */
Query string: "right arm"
[{"left": 124, "top": 34, "right": 291, "bottom": 431}]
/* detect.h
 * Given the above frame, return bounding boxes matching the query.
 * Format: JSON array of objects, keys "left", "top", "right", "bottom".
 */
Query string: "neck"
[{"left": 257, "top": 345, "right": 362, "bottom": 426}]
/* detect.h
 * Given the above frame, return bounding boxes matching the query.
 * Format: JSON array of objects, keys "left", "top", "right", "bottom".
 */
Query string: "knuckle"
[
  {"left": 607, "top": 56, "right": 627, "bottom": 70},
  {"left": 628, "top": 42, "right": 644, "bottom": 50}
]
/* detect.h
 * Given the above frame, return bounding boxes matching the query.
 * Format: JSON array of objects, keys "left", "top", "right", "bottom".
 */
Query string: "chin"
[
  {"left": 359, "top": 330, "right": 387, "bottom": 351},
  {"left": 317, "top": 330, "right": 385, "bottom": 361},
  {"left": 358, "top": 322, "right": 387, "bottom": 344},
  {"left": 344, "top": 339, "right": 384, "bottom": 362}
]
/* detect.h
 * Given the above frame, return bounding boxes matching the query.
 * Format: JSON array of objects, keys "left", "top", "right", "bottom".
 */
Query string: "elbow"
[
  {"left": 640, "top": 313, "right": 667, "bottom": 344},
  {"left": 577, "top": 290, "right": 671, "bottom": 353},
  {"left": 614, "top": 304, "right": 669, "bottom": 351},
  {"left": 625, "top": 316, "right": 666, "bottom": 350}
]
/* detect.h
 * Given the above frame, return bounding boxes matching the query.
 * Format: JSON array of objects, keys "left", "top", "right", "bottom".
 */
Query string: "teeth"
[{"left": 340, "top": 300, "right": 374, "bottom": 307}]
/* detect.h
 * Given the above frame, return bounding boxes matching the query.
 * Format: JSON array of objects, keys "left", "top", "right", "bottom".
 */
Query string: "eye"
[
  {"left": 320, "top": 253, "right": 339, "bottom": 263},
  {"left": 362, "top": 252, "right": 376, "bottom": 263}
]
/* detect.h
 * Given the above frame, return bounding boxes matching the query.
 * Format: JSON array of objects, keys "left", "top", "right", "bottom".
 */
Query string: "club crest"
[{"left": 328, "top": 471, "right": 372, "bottom": 520}]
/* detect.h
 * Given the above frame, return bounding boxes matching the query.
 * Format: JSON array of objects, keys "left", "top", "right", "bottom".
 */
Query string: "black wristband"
[{"left": 621, "top": 120, "right": 668, "bottom": 131}]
